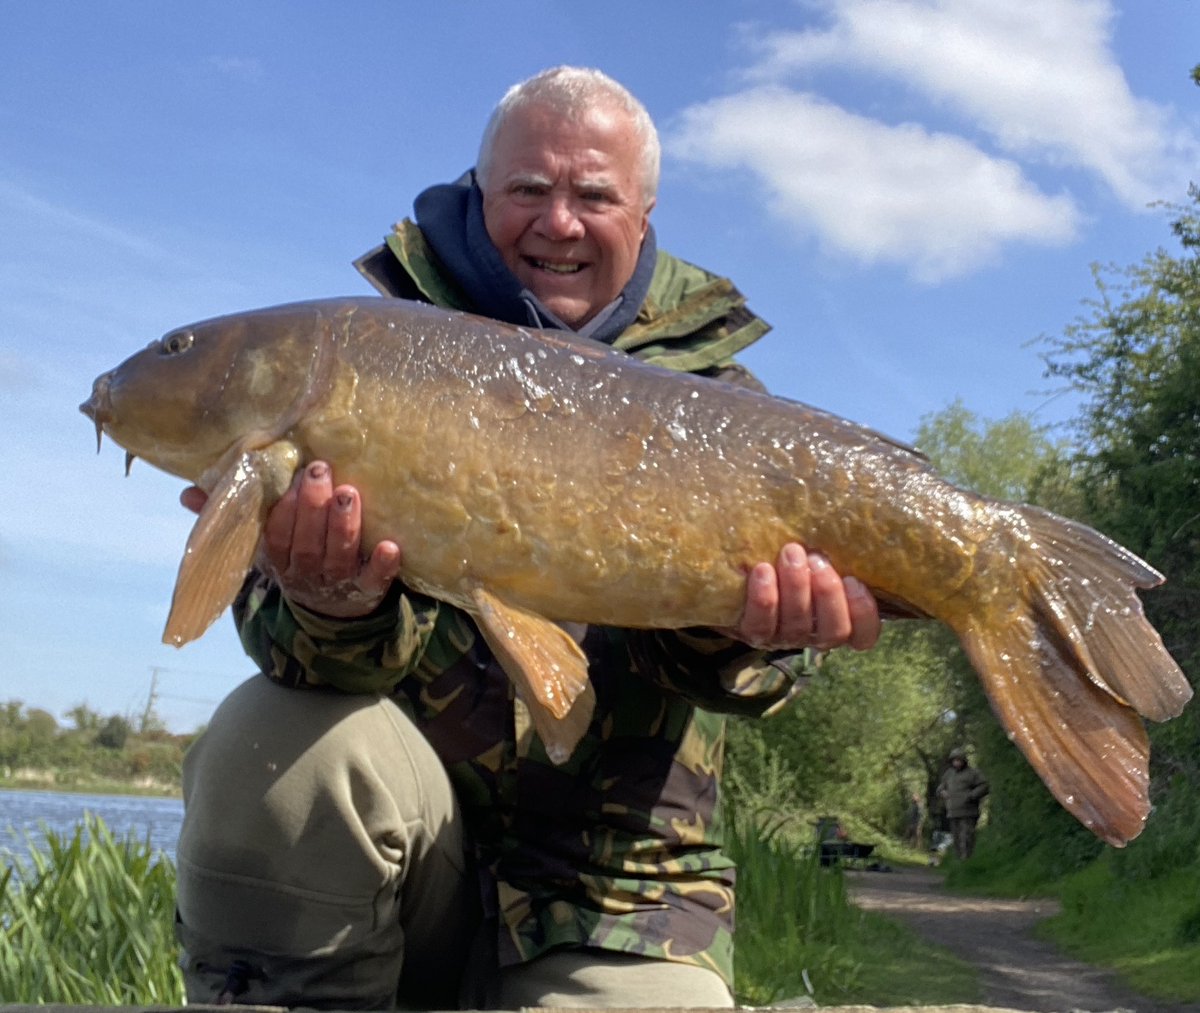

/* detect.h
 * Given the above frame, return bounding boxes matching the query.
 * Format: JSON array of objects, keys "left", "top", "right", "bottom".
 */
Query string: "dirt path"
[{"left": 845, "top": 866, "right": 1197, "bottom": 1013}]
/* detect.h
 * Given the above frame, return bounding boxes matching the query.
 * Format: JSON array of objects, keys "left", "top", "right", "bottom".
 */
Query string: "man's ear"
[{"left": 640, "top": 198, "right": 656, "bottom": 241}]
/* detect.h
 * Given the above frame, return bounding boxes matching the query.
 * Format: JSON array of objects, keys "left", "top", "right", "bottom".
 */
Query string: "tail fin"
[
  {"left": 959, "top": 506, "right": 1192, "bottom": 847},
  {"left": 1021, "top": 506, "right": 1191, "bottom": 722}
]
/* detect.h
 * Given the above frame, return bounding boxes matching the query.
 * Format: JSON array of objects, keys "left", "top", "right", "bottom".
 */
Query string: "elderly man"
[{"left": 175, "top": 66, "right": 880, "bottom": 1010}]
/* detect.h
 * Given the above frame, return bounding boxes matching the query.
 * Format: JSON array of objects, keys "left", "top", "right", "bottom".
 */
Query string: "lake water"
[{"left": 0, "top": 788, "right": 183, "bottom": 866}]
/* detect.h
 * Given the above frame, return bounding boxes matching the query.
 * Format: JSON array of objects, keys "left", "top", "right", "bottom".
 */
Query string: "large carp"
[{"left": 82, "top": 297, "right": 1190, "bottom": 846}]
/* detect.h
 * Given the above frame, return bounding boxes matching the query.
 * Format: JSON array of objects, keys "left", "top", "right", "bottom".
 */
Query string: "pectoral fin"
[
  {"left": 469, "top": 587, "right": 595, "bottom": 764},
  {"left": 163, "top": 442, "right": 299, "bottom": 647}
]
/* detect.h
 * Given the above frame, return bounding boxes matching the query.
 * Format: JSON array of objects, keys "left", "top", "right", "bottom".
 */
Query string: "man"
[
  {"left": 175, "top": 66, "right": 880, "bottom": 1010},
  {"left": 937, "top": 748, "right": 989, "bottom": 860},
  {"left": 905, "top": 790, "right": 925, "bottom": 850}
]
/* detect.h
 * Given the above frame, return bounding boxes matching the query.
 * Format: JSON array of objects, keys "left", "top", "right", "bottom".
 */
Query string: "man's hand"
[
  {"left": 180, "top": 460, "right": 402, "bottom": 618},
  {"left": 722, "top": 543, "right": 880, "bottom": 652}
]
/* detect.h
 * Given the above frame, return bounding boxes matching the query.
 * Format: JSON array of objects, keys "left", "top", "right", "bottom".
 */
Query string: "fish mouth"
[
  {"left": 81, "top": 372, "right": 136, "bottom": 473},
  {"left": 80, "top": 373, "right": 114, "bottom": 451}
]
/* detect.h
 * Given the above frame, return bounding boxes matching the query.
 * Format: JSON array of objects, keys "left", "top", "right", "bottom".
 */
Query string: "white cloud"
[
  {"left": 744, "top": 0, "right": 1198, "bottom": 207},
  {"left": 667, "top": 0, "right": 1199, "bottom": 282},
  {"left": 668, "top": 87, "right": 1080, "bottom": 283}
]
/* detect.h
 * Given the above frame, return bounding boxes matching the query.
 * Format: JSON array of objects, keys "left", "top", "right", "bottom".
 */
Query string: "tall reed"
[
  {"left": 0, "top": 814, "right": 184, "bottom": 1004},
  {"left": 729, "top": 812, "right": 864, "bottom": 1004}
]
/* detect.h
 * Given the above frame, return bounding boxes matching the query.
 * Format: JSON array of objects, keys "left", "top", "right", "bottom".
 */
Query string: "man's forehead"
[{"left": 495, "top": 101, "right": 632, "bottom": 154}]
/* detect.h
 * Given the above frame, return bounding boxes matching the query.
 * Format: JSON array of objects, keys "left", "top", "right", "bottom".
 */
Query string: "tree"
[
  {"left": 95, "top": 715, "right": 132, "bottom": 751},
  {"left": 66, "top": 703, "right": 102, "bottom": 733},
  {"left": 913, "top": 399, "right": 1062, "bottom": 503},
  {"left": 1043, "top": 191, "right": 1200, "bottom": 671},
  {"left": 1037, "top": 186, "right": 1200, "bottom": 879}
]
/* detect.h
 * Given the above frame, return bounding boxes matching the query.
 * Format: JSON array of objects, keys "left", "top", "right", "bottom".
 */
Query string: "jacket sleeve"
[
  {"left": 618, "top": 626, "right": 813, "bottom": 718},
  {"left": 233, "top": 570, "right": 441, "bottom": 693}
]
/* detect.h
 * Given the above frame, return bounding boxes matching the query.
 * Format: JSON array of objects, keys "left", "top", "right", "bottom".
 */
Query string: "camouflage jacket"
[{"left": 235, "top": 219, "right": 799, "bottom": 989}]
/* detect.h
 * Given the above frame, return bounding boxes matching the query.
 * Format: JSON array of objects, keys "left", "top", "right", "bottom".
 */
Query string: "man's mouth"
[{"left": 528, "top": 257, "right": 585, "bottom": 275}]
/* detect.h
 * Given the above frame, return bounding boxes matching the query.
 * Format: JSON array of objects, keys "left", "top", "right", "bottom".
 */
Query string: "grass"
[
  {"left": 1037, "top": 855, "right": 1200, "bottom": 1003},
  {"left": 0, "top": 814, "right": 184, "bottom": 1004},
  {"left": 729, "top": 815, "right": 980, "bottom": 1006}
]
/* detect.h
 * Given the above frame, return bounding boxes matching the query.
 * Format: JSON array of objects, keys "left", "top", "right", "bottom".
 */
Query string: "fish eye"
[{"left": 160, "top": 330, "right": 194, "bottom": 356}]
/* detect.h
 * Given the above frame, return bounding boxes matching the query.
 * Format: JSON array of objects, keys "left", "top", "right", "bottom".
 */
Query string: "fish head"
[{"left": 81, "top": 301, "right": 332, "bottom": 484}]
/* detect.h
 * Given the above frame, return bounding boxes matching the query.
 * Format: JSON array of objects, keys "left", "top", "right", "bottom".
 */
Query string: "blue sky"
[{"left": 2, "top": 1, "right": 1197, "bottom": 732}]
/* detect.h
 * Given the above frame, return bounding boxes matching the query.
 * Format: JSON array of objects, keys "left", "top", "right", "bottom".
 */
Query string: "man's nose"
[{"left": 538, "top": 196, "right": 585, "bottom": 239}]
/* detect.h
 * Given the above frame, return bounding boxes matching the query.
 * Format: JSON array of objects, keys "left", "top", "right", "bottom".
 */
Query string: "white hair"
[{"left": 475, "top": 66, "right": 660, "bottom": 208}]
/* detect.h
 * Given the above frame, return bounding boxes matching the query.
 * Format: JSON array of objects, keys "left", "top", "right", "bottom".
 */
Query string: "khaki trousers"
[{"left": 176, "top": 676, "right": 733, "bottom": 1009}]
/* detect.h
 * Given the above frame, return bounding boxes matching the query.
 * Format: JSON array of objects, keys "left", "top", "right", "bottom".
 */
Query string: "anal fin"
[{"left": 468, "top": 587, "right": 595, "bottom": 764}]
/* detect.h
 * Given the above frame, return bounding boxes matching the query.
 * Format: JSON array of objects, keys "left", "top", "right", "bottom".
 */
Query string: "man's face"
[{"left": 481, "top": 101, "right": 654, "bottom": 329}]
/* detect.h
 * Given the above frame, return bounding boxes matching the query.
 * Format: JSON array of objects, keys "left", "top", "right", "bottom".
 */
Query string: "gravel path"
[{"left": 845, "top": 866, "right": 1198, "bottom": 1013}]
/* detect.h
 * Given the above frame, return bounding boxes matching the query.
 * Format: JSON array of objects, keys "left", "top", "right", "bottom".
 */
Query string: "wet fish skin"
[{"left": 81, "top": 297, "right": 1192, "bottom": 845}]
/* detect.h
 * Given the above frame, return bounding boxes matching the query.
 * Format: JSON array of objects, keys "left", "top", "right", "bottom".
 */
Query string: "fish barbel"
[{"left": 81, "top": 297, "right": 1191, "bottom": 845}]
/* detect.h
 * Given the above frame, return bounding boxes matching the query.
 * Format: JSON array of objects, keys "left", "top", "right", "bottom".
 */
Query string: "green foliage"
[
  {"left": 914, "top": 399, "right": 1063, "bottom": 502},
  {"left": 729, "top": 814, "right": 979, "bottom": 1007},
  {"left": 952, "top": 184, "right": 1200, "bottom": 1003},
  {"left": 0, "top": 699, "right": 186, "bottom": 792},
  {"left": 1038, "top": 185, "right": 1200, "bottom": 852},
  {"left": 1039, "top": 852, "right": 1200, "bottom": 1002},
  {"left": 0, "top": 815, "right": 184, "bottom": 1004},
  {"left": 1042, "top": 187, "right": 1200, "bottom": 676},
  {"left": 727, "top": 616, "right": 999, "bottom": 852},
  {"left": 96, "top": 715, "right": 132, "bottom": 751},
  {"left": 730, "top": 814, "right": 862, "bottom": 1004}
]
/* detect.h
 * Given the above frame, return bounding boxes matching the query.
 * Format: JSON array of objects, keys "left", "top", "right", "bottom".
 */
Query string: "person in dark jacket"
[{"left": 937, "top": 748, "right": 989, "bottom": 859}]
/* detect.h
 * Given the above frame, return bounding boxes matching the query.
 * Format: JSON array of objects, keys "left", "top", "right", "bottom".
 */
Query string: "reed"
[
  {"left": 0, "top": 814, "right": 184, "bottom": 1004},
  {"left": 729, "top": 811, "right": 865, "bottom": 1004}
]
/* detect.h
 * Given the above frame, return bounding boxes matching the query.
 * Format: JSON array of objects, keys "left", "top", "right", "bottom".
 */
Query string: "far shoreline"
[{"left": 0, "top": 774, "right": 181, "bottom": 800}]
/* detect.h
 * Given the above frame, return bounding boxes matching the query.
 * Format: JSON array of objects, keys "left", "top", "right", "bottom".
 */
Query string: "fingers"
[
  {"left": 807, "top": 551, "right": 851, "bottom": 650},
  {"left": 324, "top": 486, "right": 363, "bottom": 583},
  {"left": 731, "top": 544, "right": 880, "bottom": 652},
  {"left": 775, "top": 544, "right": 815, "bottom": 643},
  {"left": 843, "top": 576, "right": 882, "bottom": 651},
  {"left": 257, "top": 460, "right": 401, "bottom": 618},
  {"left": 362, "top": 539, "right": 404, "bottom": 595},
  {"left": 287, "top": 462, "right": 334, "bottom": 577},
  {"left": 180, "top": 486, "right": 207, "bottom": 515}
]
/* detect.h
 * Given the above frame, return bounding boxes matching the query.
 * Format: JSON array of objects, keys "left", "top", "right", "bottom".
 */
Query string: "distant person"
[
  {"left": 905, "top": 790, "right": 925, "bottom": 849},
  {"left": 937, "top": 748, "right": 989, "bottom": 859}
]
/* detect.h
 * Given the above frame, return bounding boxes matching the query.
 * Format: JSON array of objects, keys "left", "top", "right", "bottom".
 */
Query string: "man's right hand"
[{"left": 181, "top": 460, "right": 402, "bottom": 618}]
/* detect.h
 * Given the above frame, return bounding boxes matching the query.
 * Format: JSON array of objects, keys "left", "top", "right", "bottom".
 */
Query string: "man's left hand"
[{"left": 722, "top": 543, "right": 880, "bottom": 652}]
